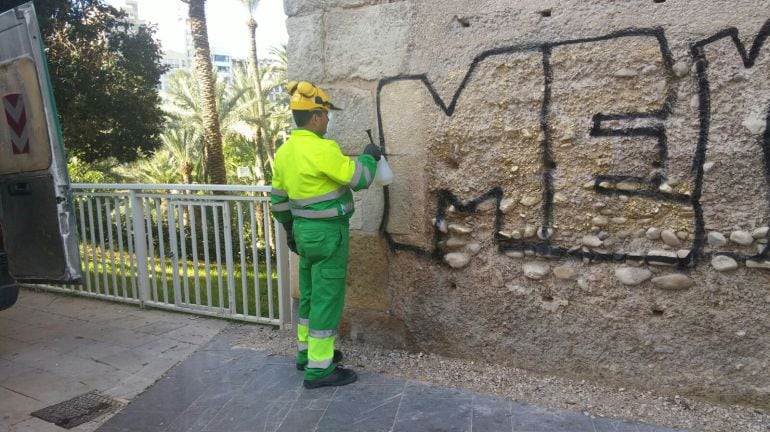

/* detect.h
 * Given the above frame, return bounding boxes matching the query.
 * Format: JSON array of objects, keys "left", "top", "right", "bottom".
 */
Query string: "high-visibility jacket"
[{"left": 271, "top": 129, "right": 377, "bottom": 223}]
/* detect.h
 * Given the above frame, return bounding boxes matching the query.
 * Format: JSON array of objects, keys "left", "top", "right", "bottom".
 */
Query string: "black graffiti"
[
  {"left": 376, "top": 22, "right": 770, "bottom": 266},
  {"left": 690, "top": 20, "right": 770, "bottom": 261}
]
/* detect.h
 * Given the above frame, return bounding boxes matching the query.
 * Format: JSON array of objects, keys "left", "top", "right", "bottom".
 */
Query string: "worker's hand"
[
  {"left": 283, "top": 222, "right": 297, "bottom": 254},
  {"left": 363, "top": 143, "right": 382, "bottom": 161}
]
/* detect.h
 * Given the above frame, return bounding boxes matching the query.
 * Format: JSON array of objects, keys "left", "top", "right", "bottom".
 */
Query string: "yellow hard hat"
[{"left": 287, "top": 81, "right": 342, "bottom": 111}]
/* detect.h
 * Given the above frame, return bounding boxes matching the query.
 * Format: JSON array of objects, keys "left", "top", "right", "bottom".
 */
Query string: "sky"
[{"left": 105, "top": 0, "right": 288, "bottom": 59}]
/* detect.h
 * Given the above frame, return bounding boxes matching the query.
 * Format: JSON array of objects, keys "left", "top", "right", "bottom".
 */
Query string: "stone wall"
[{"left": 285, "top": 0, "right": 770, "bottom": 408}]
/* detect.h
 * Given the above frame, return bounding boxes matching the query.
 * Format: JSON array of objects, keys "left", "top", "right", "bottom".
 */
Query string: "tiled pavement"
[
  {"left": 98, "top": 329, "right": 686, "bottom": 432},
  {"left": 0, "top": 289, "right": 229, "bottom": 431},
  {"left": 0, "top": 289, "right": 685, "bottom": 432}
]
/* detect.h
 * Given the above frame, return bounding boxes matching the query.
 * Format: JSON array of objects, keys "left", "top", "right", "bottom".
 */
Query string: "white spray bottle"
[{"left": 366, "top": 129, "right": 394, "bottom": 186}]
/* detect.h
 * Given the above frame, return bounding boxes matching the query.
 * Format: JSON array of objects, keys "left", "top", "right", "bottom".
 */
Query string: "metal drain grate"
[{"left": 30, "top": 390, "right": 122, "bottom": 429}]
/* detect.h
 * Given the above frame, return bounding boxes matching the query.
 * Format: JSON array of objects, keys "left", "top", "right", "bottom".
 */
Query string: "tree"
[
  {"left": 0, "top": 0, "right": 167, "bottom": 163},
  {"left": 181, "top": 0, "right": 227, "bottom": 185},
  {"left": 227, "top": 49, "right": 290, "bottom": 247},
  {"left": 240, "top": 0, "right": 269, "bottom": 174},
  {"left": 229, "top": 46, "right": 290, "bottom": 174},
  {"left": 114, "top": 149, "right": 180, "bottom": 184},
  {"left": 160, "top": 125, "right": 202, "bottom": 185},
  {"left": 163, "top": 69, "right": 246, "bottom": 184}
]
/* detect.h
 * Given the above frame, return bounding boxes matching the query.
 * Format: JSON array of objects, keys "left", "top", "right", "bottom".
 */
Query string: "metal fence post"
[
  {"left": 129, "top": 190, "right": 151, "bottom": 308},
  {"left": 276, "top": 222, "right": 292, "bottom": 329}
]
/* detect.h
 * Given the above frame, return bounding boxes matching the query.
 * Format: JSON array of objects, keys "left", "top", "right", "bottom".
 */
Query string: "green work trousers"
[{"left": 293, "top": 218, "right": 349, "bottom": 381}]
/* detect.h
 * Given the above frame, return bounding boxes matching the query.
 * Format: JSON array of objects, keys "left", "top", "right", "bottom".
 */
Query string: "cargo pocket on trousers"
[{"left": 320, "top": 268, "right": 346, "bottom": 280}]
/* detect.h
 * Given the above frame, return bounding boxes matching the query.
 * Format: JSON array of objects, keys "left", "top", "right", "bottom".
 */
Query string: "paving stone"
[
  {"left": 330, "top": 383, "right": 404, "bottom": 404},
  {"left": 6, "top": 416, "right": 65, "bottom": 432},
  {"left": 164, "top": 404, "right": 226, "bottom": 432},
  {"left": 96, "top": 350, "right": 154, "bottom": 375},
  {"left": 0, "top": 321, "right": 55, "bottom": 343},
  {"left": 97, "top": 409, "right": 181, "bottom": 432},
  {"left": 274, "top": 406, "right": 325, "bottom": 432},
  {"left": 297, "top": 384, "right": 337, "bottom": 401},
  {"left": 353, "top": 371, "right": 406, "bottom": 386},
  {"left": 133, "top": 356, "right": 184, "bottom": 381},
  {"left": 104, "top": 375, "right": 157, "bottom": 401},
  {"left": 201, "top": 399, "right": 291, "bottom": 432},
  {"left": 403, "top": 380, "right": 472, "bottom": 399},
  {"left": 109, "top": 315, "right": 161, "bottom": 331},
  {"left": 69, "top": 340, "right": 129, "bottom": 361},
  {"left": 0, "top": 357, "right": 36, "bottom": 382},
  {"left": 394, "top": 384, "right": 473, "bottom": 432},
  {"left": 511, "top": 402, "right": 595, "bottom": 431},
  {"left": 592, "top": 416, "right": 643, "bottom": 431},
  {"left": 161, "top": 322, "right": 227, "bottom": 344},
  {"left": 242, "top": 363, "right": 304, "bottom": 395},
  {"left": 3, "top": 369, "right": 92, "bottom": 405},
  {"left": 125, "top": 375, "right": 209, "bottom": 413},
  {"left": 85, "top": 328, "right": 163, "bottom": 349},
  {"left": 29, "top": 354, "right": 120, "bottom": 383},
  {"left": 35, "top": 333, "right": 101, "bottom": 355},
  {"left": 0, "top": 340, "right": 61, "bottom": 364},
  {"left": 134, "top": 320, "right": 187, "bottom": 336},
  {"left": 316, "top": 398, "right": 400, "bottom": 432},
  {"left": 134, "top": 335, "right": 197, "bottom": 357},
  {"left": 472, "top": 394, "right": 513, "bottom": 432},
  {"left": 0, "top": 386, "right": 48, "bottom": 425}
]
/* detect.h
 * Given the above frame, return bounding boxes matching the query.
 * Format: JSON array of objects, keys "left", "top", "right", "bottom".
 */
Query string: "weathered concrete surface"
[{"left": 286, "top": 0, "right": 770, "bottom": 409}]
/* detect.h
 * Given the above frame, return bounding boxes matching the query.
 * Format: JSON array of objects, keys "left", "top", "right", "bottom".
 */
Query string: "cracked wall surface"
[{"left": 285, "top": 0, "right": 770, "bottom": 408}]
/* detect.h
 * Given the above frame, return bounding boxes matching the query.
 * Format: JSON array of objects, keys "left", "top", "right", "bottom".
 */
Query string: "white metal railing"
[{"left": 30, "top": 183, "right": 291, "bottom": 327}]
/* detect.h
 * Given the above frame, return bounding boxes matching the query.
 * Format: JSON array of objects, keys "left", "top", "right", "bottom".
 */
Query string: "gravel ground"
[{"left": 236, "top": 325, "right": 769, "bottom": 432}]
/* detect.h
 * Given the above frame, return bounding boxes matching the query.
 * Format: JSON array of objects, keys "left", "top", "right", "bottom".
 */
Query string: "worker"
[{"left": 270, "top": 81, "right": 382, "bottom": 389}]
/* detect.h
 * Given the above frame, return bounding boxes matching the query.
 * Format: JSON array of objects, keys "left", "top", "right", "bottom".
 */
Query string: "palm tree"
[
  {"left": 164, "top": 69, "right": 247, "bottom": 183},
  {"left": 161, "top": 125, "right": 202, "bottom": 185},
  {"left": 240, "top": 0, "right": 270, "bottom": 175},
  {"left": 258, "top": 45, "right": 290, "bottom": 162},
  {"left": 180, "top": 0, "right": 227, "bottom": 185},
  {"left": 115, "top": 150, "right": 180, "bottom": 184},
  {"left": 267, "top": 44, "right": 288, "bottom": 88},
  {"left": 229, "top": 46, "right": 290, "bottom": 172}
]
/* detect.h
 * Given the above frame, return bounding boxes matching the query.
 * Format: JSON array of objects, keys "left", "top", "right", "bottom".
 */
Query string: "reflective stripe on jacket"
[{"left": 270, "top": 129, "right": 377, "bottom": 223}]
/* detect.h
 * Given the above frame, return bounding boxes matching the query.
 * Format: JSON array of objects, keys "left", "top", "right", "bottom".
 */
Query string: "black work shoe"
[
  {"left": 303, "top": 367, "right": 357, "bottom": 389},
  {"left": 296, "top": 349, "right": 344, "bottom": 371}
]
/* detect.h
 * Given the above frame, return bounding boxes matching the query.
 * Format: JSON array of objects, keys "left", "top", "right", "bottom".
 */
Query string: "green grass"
[{"left": 77, "top": 245, "right": 280, "bottom": 319}]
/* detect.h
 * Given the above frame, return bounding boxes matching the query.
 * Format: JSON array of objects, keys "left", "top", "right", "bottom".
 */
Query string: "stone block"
[
  {"left": 345, "top": 233, "right": 389, "bottom": 312},
  {"left": 377, "top": 79, "right": 431, "bottom": 245},
  {"left": 283, "top": 0, "right": 326, "bottom": 17},
  {"left": 284, "top": 0, "right": 386, "bottom": 17},
  {"left": 287, "top": 15, "right": 324, "bottom": 83},
  {"left": 349, "top": 195, "right": 364, "bottom": 230},
  {"left": 353, "top": 184, "right": 385, "bottom": 233},
  {"left": 322, "top": 85, "right": 376, "bottom": 155},
  {"left": 386, "top": 155, "right": 430, "bottom": 246},
  {"left": 379, "top": 80, "right": 431, "bottom": 156},
  {"left": 325, "top": 3, "right": 411, "bottom": 80}
]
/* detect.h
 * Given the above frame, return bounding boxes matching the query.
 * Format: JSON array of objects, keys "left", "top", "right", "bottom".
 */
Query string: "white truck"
[{"left": 0, "top": 2, "right": 82, "bottom": 309}]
